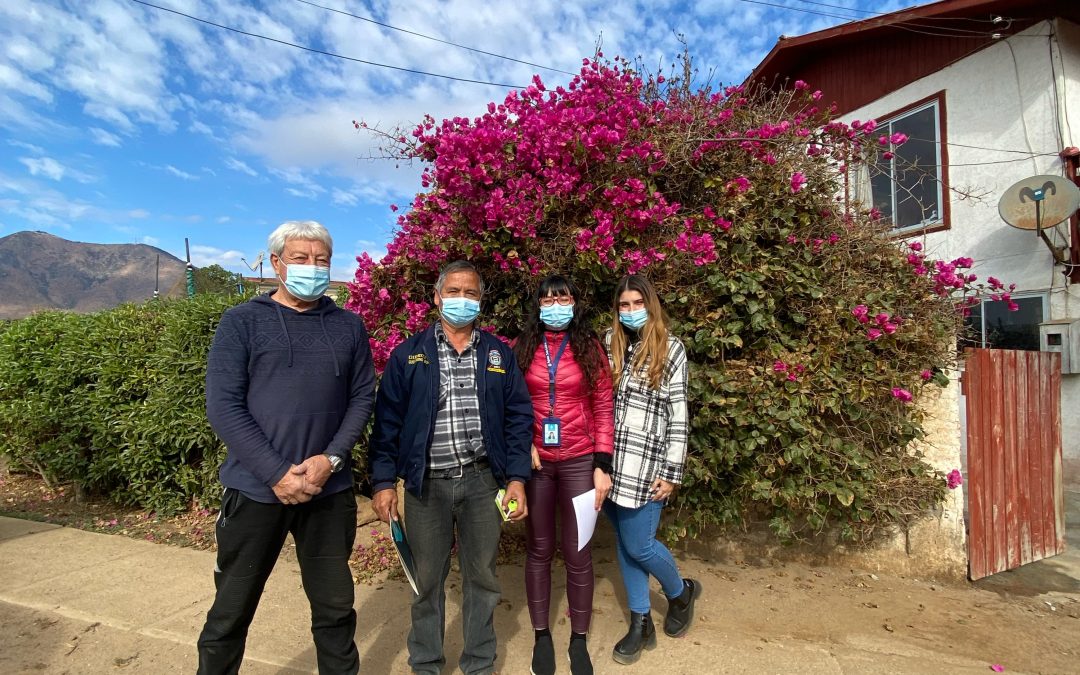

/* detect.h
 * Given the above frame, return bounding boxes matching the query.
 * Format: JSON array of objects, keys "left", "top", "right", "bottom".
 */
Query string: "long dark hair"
[{"left": 512, "top": 275, "right": 605, "bottom": 390}]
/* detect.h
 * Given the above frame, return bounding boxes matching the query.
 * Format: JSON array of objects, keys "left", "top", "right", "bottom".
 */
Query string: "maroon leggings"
[{"left": 525, "top": 452, "right": 596, "bottom": 634}]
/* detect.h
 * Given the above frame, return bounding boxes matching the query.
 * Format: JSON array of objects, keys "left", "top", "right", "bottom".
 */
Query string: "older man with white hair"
[{"left": 197, "top": 221, "right": 376, "bottom": 675}]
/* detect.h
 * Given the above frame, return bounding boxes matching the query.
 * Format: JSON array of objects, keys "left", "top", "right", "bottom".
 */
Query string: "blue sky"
[{"left": 1, "top": 0, "right": 915, "bottom": 280}]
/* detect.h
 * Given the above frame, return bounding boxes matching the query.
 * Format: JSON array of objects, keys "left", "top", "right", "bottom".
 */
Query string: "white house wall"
[{"left": 842, "top": 19, "right": 1080, "bottom": 489}]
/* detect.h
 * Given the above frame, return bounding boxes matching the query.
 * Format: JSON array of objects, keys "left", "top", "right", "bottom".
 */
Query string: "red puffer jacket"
[{"left": 523, "top": 333, "right": 614, "bottom": 463}]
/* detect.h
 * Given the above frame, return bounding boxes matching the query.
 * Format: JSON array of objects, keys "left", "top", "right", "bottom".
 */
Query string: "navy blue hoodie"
[{"left": 206, "top": 292, "right": 376, "bottom": 503}]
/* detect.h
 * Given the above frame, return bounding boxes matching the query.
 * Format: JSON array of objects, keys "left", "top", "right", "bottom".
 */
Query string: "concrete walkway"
[{"left": 0, "top": 510, "right": 1075, "bottom": 674}]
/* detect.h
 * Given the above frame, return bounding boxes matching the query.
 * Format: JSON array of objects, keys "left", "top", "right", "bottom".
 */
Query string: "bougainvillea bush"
[{"left": 349, "top": 56, "right": 1006, "bottom": 543}]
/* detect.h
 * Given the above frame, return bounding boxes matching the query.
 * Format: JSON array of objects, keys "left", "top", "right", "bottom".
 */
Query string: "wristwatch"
[{"left": 324, "top": 453, "right": 344, "bottom": 474}]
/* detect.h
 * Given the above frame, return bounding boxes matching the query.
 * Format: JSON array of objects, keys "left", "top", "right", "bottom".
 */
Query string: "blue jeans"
[
  {"left": 404, "top": 463, "right": 503, "bottom": 675},
  {"left": 603, "top": 500, "right": 684, "bottom": 615}
]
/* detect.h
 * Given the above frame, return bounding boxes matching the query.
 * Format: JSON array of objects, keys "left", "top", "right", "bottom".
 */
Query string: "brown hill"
[{"left": 0, "top": 231, "right": 188, "bottom": 319}]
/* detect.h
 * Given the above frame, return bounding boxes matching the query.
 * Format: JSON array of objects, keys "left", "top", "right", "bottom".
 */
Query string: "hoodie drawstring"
[
  {"left": 320, "top": 312, "right": 341, "bottom": 377},
  {"left": 275, "top": 303, "right": 293, "bottom": 368}
]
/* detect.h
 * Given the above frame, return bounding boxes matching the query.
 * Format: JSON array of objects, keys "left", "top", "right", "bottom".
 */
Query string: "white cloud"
[
  {"left": 20, "top": 156, "right": 66, "bottom": 181},
  {"left": 224, "top": 157, "right": 258, "bottom": 177},
  {"left": 142, "top": 235, "right": 159, "bottom": 246},
  {"left": 0, "top": 170, "right": 98, "bottom": 228},
  {"left": 270, "top": 166, "right": 327, "bottom": 200},
  {"left": 165, "top": 165, "right": 199, "bottom": 181},
  {"left": 17, "top": 155, "right": 95, "bottom": 184},
  {"left": 189, "top": 120, "right": 217, "bottom": 138},
  {"left": 190, "top": 244, "right": 245, "bottom": 267},
  {"left": 128, "top": 208, "right": 150, "bottom": 218},
  {"left": 8, "top": 139, "right": 44, "bottom": 154},
  {"left": 216, "top": 216, "right": 231, "bottom": 224},
  {"left": 331, "top": 188, "right": 358, "bottom": 207},
  {"left": 89, "top": 127, "right": 122, "bottom": 147}
]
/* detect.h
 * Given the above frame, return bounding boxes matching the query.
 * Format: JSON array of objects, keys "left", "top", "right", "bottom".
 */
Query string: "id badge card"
[{"left": 542, "top": 417, "right": 562, "bottom": 447}]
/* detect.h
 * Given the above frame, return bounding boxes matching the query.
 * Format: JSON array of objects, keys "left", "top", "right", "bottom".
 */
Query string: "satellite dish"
[
  {"left": 241, "top": 252, "right": 265, "bottom": 271},
  {"left": 998, "top": 175, "right": 1080, "bottom": 231}
]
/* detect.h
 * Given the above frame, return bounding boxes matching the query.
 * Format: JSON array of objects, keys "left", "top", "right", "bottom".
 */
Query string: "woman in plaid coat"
[{"left": 603, "top": 274, "right": 701, "bottom": 665}]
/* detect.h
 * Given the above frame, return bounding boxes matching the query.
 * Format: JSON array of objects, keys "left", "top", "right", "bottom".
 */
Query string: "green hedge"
[
  {"left": 0, "top": 294, "right": 371, "bottom": 513},
  {"left": 0, "top": 297, "right": 235, "bottom": 511}
]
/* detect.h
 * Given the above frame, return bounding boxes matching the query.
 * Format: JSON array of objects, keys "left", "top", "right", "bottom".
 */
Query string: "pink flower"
[
  {"left": 867, "top": 328, "right": 883, "bottom": 341},
  {"left": 989, "top": 665, "right": 1004, "bottom": 673},
  {"left": 794, "top": 80, "right": 808, "bottom": 90},
  {"left": 946, "top": 469, "right": 963, "bottom": 489},
  {"left": 908, "top": 242, "right": 923, "bottom": 252},
  {"left": 773, "top": 360, "right": 788, "bottom": 372},
  {"left": 851, "top": 304, "right": 868, "bottom": 318},
  {"left": 891, "top": 387, "right": 913, "bottom": 402},
  {"left": 787, "top": 372, "right": 798, "bottom": 382},
  {"left": 920, "top": 369, "right": 932, "bottom": 381},
  {"left": 389, "top": 204, "right": 398, "bottom": 212},
  {"left": 883, "top": 322, "right": 898, "bottom": 334},
  {"left": 790, "top": 172, "right": 807, "bottom": 193}
]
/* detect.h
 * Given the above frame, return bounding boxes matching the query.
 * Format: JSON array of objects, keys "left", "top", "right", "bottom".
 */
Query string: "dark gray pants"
[
  {"left": 197, "top": 488, "right": 358, "bottom": 675},
  {"left": 404, "top": 464, "right": 503, "bottom": 675}
]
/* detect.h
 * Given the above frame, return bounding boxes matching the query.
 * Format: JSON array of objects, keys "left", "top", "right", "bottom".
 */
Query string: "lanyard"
[{"left": 542, "top": 333, "right": 570, "bottom": 414}]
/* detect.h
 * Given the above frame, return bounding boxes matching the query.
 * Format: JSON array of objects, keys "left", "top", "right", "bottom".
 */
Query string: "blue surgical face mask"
[
  {"left": 439, "top": 296, "right": 481, "bottom": 328},
  {"left": 619, "top": 308, "right": 649, "bottom": 331},
  {"left": 539, "top": 304, "right": 574, "bottom": 330},
  {"left": 280, "top": 264, "right": 330, "bottom": 302}
]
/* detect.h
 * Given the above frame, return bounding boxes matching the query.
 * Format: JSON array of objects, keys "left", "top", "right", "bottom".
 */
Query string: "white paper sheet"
[{"left": 571, "top": 488, "right": 599, "bottom": 552}]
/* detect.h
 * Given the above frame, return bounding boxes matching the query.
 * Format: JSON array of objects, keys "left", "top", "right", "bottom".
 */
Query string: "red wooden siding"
[{"left": 964, "top": 348, "right": 1065, "bottom": 580}]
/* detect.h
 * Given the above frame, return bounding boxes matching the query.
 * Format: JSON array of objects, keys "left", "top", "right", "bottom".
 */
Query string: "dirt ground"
[{"left": 2, "top": 470, "right": 1078, "bottom": 674}]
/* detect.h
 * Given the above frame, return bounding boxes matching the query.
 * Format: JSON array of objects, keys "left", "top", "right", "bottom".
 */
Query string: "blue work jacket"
[{"left": 369, "top": 324, "right": 533, "bottom": 497}]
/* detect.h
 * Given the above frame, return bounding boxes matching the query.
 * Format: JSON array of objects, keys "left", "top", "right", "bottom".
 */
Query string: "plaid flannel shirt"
[
  {"left": 604, "top": 331, "right": 689, "bottom": 509},
  {"left": 428, "top": 324, "right": 485, "bottom": 470}
]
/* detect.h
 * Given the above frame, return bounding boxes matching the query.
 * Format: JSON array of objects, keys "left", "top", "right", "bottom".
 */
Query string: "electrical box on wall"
[{"left": 1039, "top": 319, "right": 1080, "bottom": 374}]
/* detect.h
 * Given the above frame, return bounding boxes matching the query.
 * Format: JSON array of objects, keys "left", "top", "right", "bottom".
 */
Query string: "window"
[
  {"left": 869, "top": 97, "right": 945, "bottom": 231},
  {"left": 964, "top": 294, "right": 1047, "bottom": 351}
]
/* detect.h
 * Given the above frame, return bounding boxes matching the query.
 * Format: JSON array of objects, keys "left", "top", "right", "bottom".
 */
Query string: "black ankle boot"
[
  {"left": 531, "top": 630, "right": 555, "bottom": 675},
  {"left": 568, "top": 633, "right": 592, "bottom": 675},
  {"left": 663, "top": 578, "right": 702, "bottom": 637},
  {"left": 611, "top": 612, "right": 656, "bottom": 665}
]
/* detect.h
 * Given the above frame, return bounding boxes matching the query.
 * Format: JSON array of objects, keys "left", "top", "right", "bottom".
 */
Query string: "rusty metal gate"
[{"left": 963, "top": 348, "right": 1065, "bottom": 580}]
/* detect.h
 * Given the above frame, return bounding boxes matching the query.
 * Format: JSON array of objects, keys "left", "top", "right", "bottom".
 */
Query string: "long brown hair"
[
  {"left": 512, "top": 275, "right": 605, "bottom": 390},
  {"left": 610, "top": 274, "right": 669, "bottom": 390}
]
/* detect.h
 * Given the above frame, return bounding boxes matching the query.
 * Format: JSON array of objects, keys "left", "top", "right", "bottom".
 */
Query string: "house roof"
[{"left": 749, "top": 0, "right": 1080, "bottom": 115}]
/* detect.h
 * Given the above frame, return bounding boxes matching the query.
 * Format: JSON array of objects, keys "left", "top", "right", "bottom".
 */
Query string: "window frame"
[
  {"left": 966, "top": 291, "right": 1048, "bottom": 351},
  {"left": 870, "top": 91, "right": 951, "bottom": 237}
]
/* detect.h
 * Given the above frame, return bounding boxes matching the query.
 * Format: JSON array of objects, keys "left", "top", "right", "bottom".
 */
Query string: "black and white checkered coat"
[{"left": 604, "top": 330, "right": 689, "bottom": 508}]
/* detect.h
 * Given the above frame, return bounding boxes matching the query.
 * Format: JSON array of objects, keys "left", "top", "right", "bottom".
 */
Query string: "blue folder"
[{"left": 390, "top": 518, "right": 419, "bottom": 595}]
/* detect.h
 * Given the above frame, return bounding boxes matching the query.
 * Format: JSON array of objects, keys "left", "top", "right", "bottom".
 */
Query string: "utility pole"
[{"left": 184, "top": 238, "right": 195, "bottom": 298}]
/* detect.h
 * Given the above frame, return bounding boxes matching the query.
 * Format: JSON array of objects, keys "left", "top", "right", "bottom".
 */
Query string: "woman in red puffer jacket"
[{"left": 512, "top": 274, "right": 614, "bottom": 675}]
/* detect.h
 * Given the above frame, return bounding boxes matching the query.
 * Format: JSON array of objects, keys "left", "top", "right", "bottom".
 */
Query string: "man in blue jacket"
[
  {"left": 197, "top": 221, "right": 376, "bottom": 675},
  {"left": 370, "top": 260, "right": 532, "bottom": 675}
]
